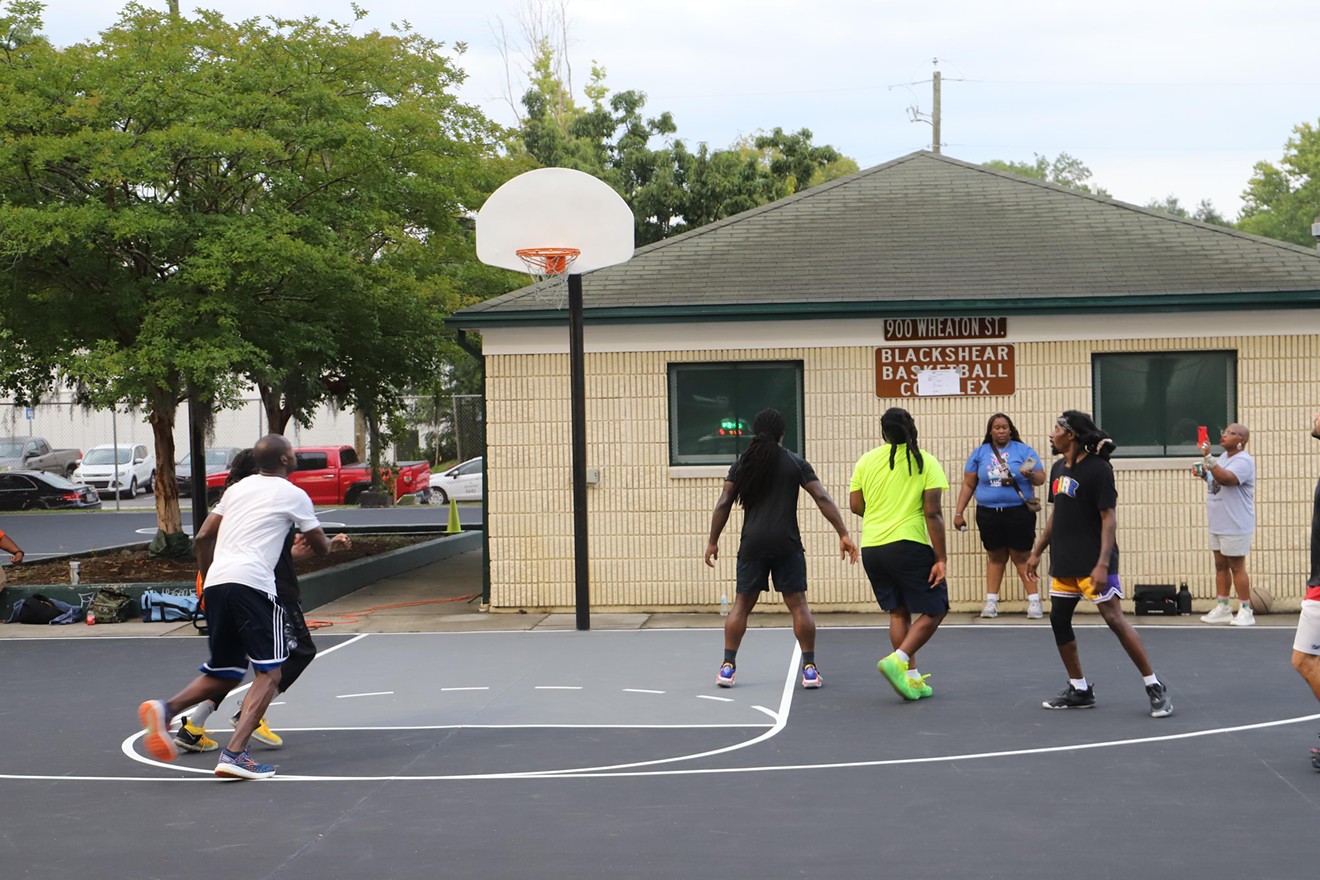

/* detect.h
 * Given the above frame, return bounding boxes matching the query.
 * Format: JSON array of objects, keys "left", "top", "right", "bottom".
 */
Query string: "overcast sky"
[{"left": 29, "top": 0, "right": 1320, "bottom": 219}]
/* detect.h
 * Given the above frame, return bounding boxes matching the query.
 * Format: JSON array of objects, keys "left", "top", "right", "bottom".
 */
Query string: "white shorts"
[
  {"left": 1293, "top": 600, "right": 1320, "bottom": 656},
  {"left": 1209, "top": 533, "right": 1252, "bottom": 557}
]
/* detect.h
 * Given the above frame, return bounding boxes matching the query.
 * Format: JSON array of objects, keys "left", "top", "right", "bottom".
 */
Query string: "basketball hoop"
[{"left": 516, "top": 247, "right": 580, "bottom": 309}]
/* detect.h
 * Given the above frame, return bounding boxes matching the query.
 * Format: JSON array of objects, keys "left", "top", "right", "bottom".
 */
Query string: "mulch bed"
[{"left": 3, "top": 535, "right": 438, "bottom": 586}]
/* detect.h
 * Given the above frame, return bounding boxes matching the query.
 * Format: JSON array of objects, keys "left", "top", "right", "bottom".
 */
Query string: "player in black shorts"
[{"left": 705, "top": 408, "right": 858, "bottom": 689}]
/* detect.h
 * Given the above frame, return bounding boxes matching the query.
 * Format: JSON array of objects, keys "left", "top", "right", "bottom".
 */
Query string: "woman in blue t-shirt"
[{"left": 952, "top": 413, "right": 1047, "bottom": 619}]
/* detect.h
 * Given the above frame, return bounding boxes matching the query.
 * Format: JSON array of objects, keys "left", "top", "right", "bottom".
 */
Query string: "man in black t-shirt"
[
  {"left": 1027, "top": 411, "right": 1172, "bottom": 718},
  {"left": 705, "top": 409, "right": 858, "bottom": 690}
]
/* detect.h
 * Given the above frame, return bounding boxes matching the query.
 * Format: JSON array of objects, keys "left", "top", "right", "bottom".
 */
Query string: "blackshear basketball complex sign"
[{"left": 875, "top": 317, "right": 1014, "bottom": 398}]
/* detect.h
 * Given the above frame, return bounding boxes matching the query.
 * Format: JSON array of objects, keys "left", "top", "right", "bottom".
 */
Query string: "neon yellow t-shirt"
[{"left": 849, "top": 444, "right": 949, "bottom": 548}]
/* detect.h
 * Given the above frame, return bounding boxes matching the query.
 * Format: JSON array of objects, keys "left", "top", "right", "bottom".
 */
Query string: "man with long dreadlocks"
[
  {"left": 1026, "top": 410, "right": 1172, "bottom": 717},
  {"left": 705, "top": 408, "right": 858, "bottom": 689},
  {"left": 850, "top": 407, "right": 951, "bottom": 701}
]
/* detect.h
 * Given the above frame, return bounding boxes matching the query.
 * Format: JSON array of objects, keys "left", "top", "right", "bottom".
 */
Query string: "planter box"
[{"left": 0, "top": 530, "right": 481, "bottom": 623}]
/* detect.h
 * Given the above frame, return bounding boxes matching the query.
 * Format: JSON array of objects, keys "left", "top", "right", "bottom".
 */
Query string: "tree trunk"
[{"left": 149, "top": 393, "right": 182, "bottom": 535}]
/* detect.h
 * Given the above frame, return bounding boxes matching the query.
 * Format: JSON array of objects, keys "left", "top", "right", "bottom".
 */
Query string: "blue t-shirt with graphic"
[{"left": 964, "top": 440, "right": 1044, "bottom": 509}]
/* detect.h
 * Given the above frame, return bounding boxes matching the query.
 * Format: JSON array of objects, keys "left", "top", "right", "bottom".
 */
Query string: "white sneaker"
[
  {"left": 980, "top": 599, "right": 999, "bottom": 619},
  {"left": 1026, "top": 597, "right": 1044, "bottom": 619},
  {"left": 1230, "top": 607, "right": 1256, "bottom": 627},
  {"left": 1200, "top": 603, "right": 1233, "bottom": 624}
]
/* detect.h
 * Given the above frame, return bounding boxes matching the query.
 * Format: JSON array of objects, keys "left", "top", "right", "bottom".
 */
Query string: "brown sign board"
[
  {"left": 883, "top": 317, "right": 1007, "bottom": 341},
  {"left": 875, "top": 344, "right": 1016, "bottom": 397}
]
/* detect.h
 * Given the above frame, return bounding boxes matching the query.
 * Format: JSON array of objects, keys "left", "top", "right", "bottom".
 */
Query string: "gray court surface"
[{"left": 2, "top": 624, "right": 1316, "bottom": 879}]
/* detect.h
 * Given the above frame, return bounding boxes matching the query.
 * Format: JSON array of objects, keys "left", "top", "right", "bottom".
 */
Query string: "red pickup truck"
[{"left": 290, "top": 446, "right": 431, "bottom": 506}]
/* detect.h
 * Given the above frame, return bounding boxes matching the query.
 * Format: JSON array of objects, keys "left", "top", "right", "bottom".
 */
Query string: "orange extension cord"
[{"left": 304, "top": 594, "right": 481, "bottom": 630}]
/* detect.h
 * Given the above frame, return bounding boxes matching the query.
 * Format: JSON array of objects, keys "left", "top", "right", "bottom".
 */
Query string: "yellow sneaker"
[
  {"left": 251, "top": 717, "right": 284, "bottom": 749},
  {"left": 907, "top": 673, "right": 933, "bottom": 699},
  {"left": 174, "top": 718, "right": 218, "bottom": 753}
]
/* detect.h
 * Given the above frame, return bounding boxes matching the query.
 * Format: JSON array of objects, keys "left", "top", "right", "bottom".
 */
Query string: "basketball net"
[{"left": 515, "top": 247, "right": 581, "bottom": 309}]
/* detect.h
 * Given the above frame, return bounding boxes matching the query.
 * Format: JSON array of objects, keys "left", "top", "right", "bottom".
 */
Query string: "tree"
[
  {"left": 0, "top": 2, "right": 502, "bottom": 549},
  {"left": 1238, "top": 120, "right": 1320, "bottom": 247},
  {"left": 1145, "top": 195, "right": 1231, "bottom": 227},
  {"left": 984, "top": 152, "right": 1111, "bottom": 198}
]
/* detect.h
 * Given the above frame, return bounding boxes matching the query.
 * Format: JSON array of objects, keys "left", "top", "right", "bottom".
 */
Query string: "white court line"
[
  {"left": 623, "top": 689, "right": 665, "bottom": 694},
  {"left": 535, "top": 686, "right": 583, "bottom": 690},
  {"left": 441, "top": 687, "right": 490, "bottom": 692},
  {"left": 697, "top": 695, "right": 734, "bottom": 703},
  {"left": 336, "top": 691, "right": 394, "bottom": 699}
]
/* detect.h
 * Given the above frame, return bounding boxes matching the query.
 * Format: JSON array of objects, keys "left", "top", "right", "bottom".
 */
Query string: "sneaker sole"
[
  {"left": 175, "top": 737, "right": 219, "bottom": 753},
  {"left": 801, "top": 678, "right": 823, "bottom": 689},
  {"left": 214, "top": 763, "right": 276, "bottom": 780},
  {"left": 138, "top": 701, "right": 178, "bottom": 762},
  {"left": 1229, "top": 621, "right": 1256, "bottom": 627},
  {"left": 1151, "top": 707, "right": 1173, "bottom": 718},
  {"left": 251, "top": 733, "right": 284, "bottom": 748},
  {"left": 1042, "top": 701, "right": 1096, "bottom": 709}
]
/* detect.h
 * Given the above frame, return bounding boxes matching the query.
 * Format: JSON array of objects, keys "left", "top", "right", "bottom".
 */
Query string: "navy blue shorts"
[
  {"left": 861, "top": 541, "right": 949, "bottom": 616},
  {"left": 199, "top": 583, "right": 291, "bottom": 680},
  {"left": 975, "top": 503, "right": 1036, "bottom": 552},
  {"left": 736, "top": 550, "right": 808, "bottom": 595}
]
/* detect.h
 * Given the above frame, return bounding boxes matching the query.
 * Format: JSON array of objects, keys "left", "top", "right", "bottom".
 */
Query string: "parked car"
[
  {"left": 428, "top": 456, "right": 483, "bottom": 504},
  {"left": 176, "top": 446, "right": 244, "bottom": 502},
  {"left": 0, "top": 437, "right": 82, "bottom": 478},
  {"left": 290, "top": 446, "right": 432, "bottom": 505},
  {"left": 73, "top": 443, "right": 156, "bottom": 499},
  {"left": 0, "top": 470, "right": 102, "bottom": 510}
]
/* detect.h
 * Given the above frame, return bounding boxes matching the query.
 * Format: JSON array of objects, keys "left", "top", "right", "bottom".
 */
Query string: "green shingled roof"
[{"left": 452, "top": 151, "right": 1320, "bottom": 327}]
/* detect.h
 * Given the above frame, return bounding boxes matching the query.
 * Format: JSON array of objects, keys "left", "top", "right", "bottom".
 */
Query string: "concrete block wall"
[{"left": 484, "top": 331, "right": 1320, "bottom": 614}]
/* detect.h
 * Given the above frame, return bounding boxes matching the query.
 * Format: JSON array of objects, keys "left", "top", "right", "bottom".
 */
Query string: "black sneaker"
[
  {"left": 1146, "top": 681, "right": 1172, "bottom": 718},
  {"left": 1042, "top": 684, "right": 1096, "bottom": 709}
]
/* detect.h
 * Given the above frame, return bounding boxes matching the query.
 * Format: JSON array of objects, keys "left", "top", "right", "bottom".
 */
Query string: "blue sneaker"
[
  {"left": 801, "top": 664, "right": 823, "bottom": 689},
  {"left": 215, "top": 749, "right": 276, "bottom": 780},
  {"left": 716, "top": 662, "right": 736, "bottom": 688}
]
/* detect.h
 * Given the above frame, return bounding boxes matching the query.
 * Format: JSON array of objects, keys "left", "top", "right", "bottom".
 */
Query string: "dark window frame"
[
  {"left": 667, "top": 361, "right": 805, "bottom": 466},
  {"left": 1092, "top": 350, "right": 1237, "bottom": 458}
]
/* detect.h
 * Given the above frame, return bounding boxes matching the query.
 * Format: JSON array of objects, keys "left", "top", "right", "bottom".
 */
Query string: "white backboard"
[{"left": 476, "top": 168, "right": 635, "bottom": 274}]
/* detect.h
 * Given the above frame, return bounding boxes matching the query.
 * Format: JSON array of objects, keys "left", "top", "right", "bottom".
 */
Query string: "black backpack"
[{"left": 8, "top": 594, "right": 64, "bottom": 625}]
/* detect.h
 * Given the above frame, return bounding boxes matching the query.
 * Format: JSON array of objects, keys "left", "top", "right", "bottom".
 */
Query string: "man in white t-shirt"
[
  {"left": 1195, "top": 424, "right": 1257, "bottom": 627},
  {"left": 136, "top": 434, "right": 334, "bottom": 780}
]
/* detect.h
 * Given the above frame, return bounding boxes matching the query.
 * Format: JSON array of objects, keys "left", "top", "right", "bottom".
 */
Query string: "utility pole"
[{"left": 931, "top": 60, "right": 941, "bottom": 154}]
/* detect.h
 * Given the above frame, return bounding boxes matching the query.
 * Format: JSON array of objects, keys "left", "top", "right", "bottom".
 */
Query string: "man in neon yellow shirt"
[{"left": 850, "top": 407, "right": 950, "bottom": 701}]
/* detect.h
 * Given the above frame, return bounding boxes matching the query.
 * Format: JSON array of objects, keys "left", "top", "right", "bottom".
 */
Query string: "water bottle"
[
  {"left": 720, "top": 593, "right": 729, "bottom": 616},
  {"left": 1177, "top": 582, "right": 1193, "bottom": 615}
]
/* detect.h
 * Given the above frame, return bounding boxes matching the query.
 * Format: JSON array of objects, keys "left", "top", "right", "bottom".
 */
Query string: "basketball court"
[{"left": 1, "top": 622, "right": 1315, "bottom": 878}]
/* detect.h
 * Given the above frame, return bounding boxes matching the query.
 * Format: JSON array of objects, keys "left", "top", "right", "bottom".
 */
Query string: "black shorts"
[
  {"left": 975, "top": 503, "right": 1036, "bottom": 552},
  {"left": 861, "top": 541, "right": 949, "bottom": 616},
  {"left": 736, "top": 550, "right": 808, "bottom": 595},
  {"left": 199, "top": 583, "right": 291, "bottom": 681}
]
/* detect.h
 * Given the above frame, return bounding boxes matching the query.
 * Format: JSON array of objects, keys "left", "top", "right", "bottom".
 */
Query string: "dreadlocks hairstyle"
[
  {"left": 223, "top": 448, "right": 258, "bottom": 489},
  {"left": 731, "top": 408, "right": 786, "bottom": 508},
  {"left": 981, "top": 412, "right": 1023, "bottom": 447},
  {"left": 881, "top": 407, "right": 925, "bottom": 474},
  {"left": 1059, "top": 410, "right": 1117, "bottom": 460}
]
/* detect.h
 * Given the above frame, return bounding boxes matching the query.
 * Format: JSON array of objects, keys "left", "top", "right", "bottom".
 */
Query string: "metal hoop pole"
[{"left": 568, "top": 273, "right": 590, "bottom": 631}]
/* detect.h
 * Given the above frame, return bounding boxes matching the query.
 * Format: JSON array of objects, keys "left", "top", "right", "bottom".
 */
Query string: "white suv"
[{"left": 74, "top": 443, "right": 156, "bottom": 499}]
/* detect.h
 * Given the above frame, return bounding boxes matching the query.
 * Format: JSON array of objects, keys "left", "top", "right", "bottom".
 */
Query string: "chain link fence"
[{"left": 2, "top": 392, "right": 485, "bottom": 471}]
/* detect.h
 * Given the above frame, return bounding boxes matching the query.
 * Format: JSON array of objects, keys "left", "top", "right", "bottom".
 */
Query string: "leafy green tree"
[
  {"left": 516, "top": 49, "right": 857, "bottom": 245},
  {"left": 1145, "top": 194, "right": 1231, "bottom": 227},
  {"left": 0, "top": 2, "right": 502, "bottom": 547},
  {"left": 1238, "top": 120, "right": 1320, "bottom": 247},
  {"left": 984, "top": 152, "right": 1111, "bottom": 198}
]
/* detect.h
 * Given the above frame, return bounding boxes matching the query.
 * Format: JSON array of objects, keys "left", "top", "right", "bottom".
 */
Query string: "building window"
[
  {"left": 668, "top": 361, "right": 804, "bottom": 465},
  {"left": 1093, "top": 351, "right": 1236, "bottom": 457}
]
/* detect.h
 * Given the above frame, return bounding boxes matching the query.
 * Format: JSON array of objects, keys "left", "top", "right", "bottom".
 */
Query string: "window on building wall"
[
  {"left": 1093, "top": 351, "right": 1237, "bottom": 457},
  {"left": 668, "top": 362, "right": 804, "bottom": 465}
]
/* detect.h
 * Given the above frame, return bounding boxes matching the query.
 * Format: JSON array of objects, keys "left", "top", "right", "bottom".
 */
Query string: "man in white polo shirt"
[{"left": 136, "top": 434, "right": 334, "bottom": 780}]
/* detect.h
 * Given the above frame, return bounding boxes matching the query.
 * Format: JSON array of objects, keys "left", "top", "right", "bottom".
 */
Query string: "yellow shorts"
[{"left": 1049, "top": 575, "right": 1122, "bottom": 604}]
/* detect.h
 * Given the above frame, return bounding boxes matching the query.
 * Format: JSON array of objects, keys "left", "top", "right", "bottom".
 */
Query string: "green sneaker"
[
  {"left": 907, "top": 673, "right": 933, "bottom": 699},
  {"left": 877, "top": 652, "right": 919, "bottom": 701}
]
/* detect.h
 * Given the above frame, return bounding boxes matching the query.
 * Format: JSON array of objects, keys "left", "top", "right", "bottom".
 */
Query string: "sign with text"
[
  {"left": 875, "top": 344, "right": 1016, "bottom": 397},
  {"left": 883, "top": 316, "right": 1007, "bottom": 341}
]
